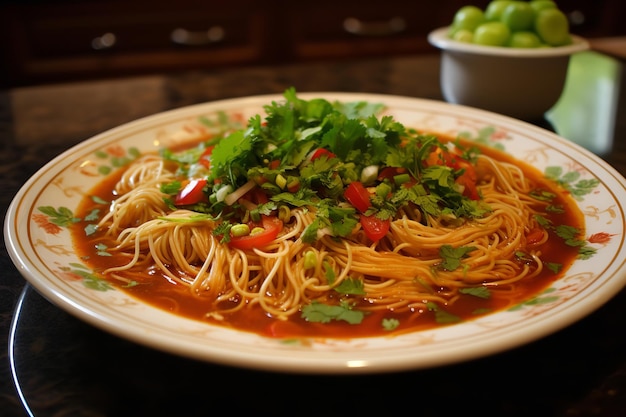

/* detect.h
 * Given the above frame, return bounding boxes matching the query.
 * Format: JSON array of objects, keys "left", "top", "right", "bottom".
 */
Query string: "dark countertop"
[{"left": 2, "top": 53, "right": 626, "bottom": 417}]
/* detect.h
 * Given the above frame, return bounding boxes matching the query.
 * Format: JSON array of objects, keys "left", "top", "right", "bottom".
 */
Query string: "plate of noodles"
[{"left": 5, "top": 89, "right": 626, "bottom": 374}]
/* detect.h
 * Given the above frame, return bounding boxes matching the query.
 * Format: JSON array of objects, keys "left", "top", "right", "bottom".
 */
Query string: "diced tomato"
[
  {"left": 360, "top": 215, "right": 390, "bottom": 242},
  {"left": 175, "top": 179, "right": 207, "bottom": 205},
  {"left": 229, "top": 216, "right": 283, "bottom": 250},
  {"left": 526, "top": 227, "right": 545, "bottom": 246},
  {"left": 377, "top": 166, "right": 406, "bottom": 182},
  {"left": 310, "top": 148, "right": 336, "bottom": 161},
  {"left": 456, "top": 173, "right": 479, "bottom": 200},
  {"left": 198, "top": 146, "right": 215, "bottom": 169},
  {"left": 424, "top": 146, "right": 447, "bottom": 167},
  {"left": 344, "top": 181, "right": 371, "bottom": 213},
  {"left": 287, "top": 178, "right": 300, "bottom": 193},
  {"left": 248, "top": 187, "right": 269, "bottom": 204},
  {"left": 266, "top": 319, "right": 305, "bottom": 338},
  {"left": 268, "top": 159, "right": 281, "bottom": 170},
  {"left": 454, "top": 159, "right": 479, "bottom": 200},
  {"left": 427, "top": 147, "right": 479, "bottom": 200}
]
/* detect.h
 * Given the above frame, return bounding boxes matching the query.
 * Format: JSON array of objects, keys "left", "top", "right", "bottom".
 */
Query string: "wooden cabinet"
[
  {"left": 0, "top": 0, "right": 276, "bottom": 87},
  {"left": 1, "top": 0, "right": 625, "bottom": 88},
  {"left": 281, "top": 0, "right": 463, "bottom": 61}
]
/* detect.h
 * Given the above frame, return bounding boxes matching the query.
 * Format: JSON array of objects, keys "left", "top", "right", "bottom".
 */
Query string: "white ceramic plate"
[{"left": 5, "top": 93, "right": 626, "bottom": 374}]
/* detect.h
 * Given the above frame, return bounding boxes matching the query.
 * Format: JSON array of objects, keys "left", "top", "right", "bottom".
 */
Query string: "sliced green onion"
[
  {"left": 393, "top": 173, "right": 411, "bottom": 186},
  {"left": 250, "top": 226, "right": 265, "bottom": 235},
  {"left": 376, "top": 182, "right": 392, "bottom": 198},
  {"left": 215, "top": 184, "right": 233, "bottom": 203},
  {"left": 303, "top": 250, "right": 317, "bottom": 269},
  {"left": 231, "top": 224, "right": 250, "bottom": 237},
  {"left": 224, "top": 180, "right": 255, "bottom": 206},
  {"left": 360, "top": 165, "right": 379, "bottom": 185},
  {"left": 276, "top": 174, "right": 287, "bottom": 189}
]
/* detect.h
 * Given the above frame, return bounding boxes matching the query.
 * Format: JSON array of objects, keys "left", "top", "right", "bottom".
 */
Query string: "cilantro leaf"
[
  {"left": 334, "top": 278, "right": 366, "bottom": 295},
  {"left": 439, "top": 244, "right": 476, "bottom": 271},
  {"left": 37, "top": 206, "right": 80, "bottom": 227},
  {"left": 209, "top": 129, "right": 255, "bottom": 182},
  {"left": 382, "top": 318, "right": 400, "bottom": 331},
  {"left": 459, "top": 286, "right": 491, "bottom": 299},
  {"left": 426, "top": 302, "right": 461, "bottom": 324},
  {"left": 301, "top": 301, "right": 365, "bottom": 324}
]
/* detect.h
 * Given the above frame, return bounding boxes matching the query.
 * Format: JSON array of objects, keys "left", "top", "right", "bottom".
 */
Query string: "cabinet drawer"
[
  {"left": 3, "top": 1, "right": 271, "bottom": 85},
  {"left": 284, "top": 1, "right": 461, "bottom": 59},
  {"left": 23, "top": 10, "right": 261, "bottom": 58}
]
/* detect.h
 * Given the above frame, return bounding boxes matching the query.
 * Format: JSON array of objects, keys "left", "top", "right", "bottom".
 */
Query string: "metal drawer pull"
[
  {"left": 91, "top": 32, "right": 116, "bottom": 50},
  {"left": 343, "top": 16, "right": 406, "bottom": 36},
  {"left": 170, "top": 26, "right": 225, "bottom": 46}
]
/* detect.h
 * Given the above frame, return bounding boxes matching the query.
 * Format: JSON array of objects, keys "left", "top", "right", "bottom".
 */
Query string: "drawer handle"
[
  {"left": 343, "top": 17, "right": 406, "bottom": 37},
  {"left": 170, "top": 26, "right": 225, "bottom": 46},
  {"left": 568, "top": 10, "right": 586, "bottom": 27},
  {"left": 91, "top": 32, "right": 117, "bottom": 50}
]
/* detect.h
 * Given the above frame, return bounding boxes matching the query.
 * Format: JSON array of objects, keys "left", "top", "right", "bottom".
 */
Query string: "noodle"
[
  {"left": 78, "top": 90, "right": 583, "bottom": 334},
  {"left": 97, "top": 147, "right": 545, "bottom": 319}
]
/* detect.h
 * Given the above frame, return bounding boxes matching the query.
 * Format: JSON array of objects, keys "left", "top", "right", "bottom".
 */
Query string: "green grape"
[
  {"left": 508, "top": 31, "right": 542, "bottom": 48},
  {"left": 530, "top": 0, "right": 557, "bottom": 13},
  {"left": 484, "top": 1, "right": 513, "bottom": 21},
  {"left": 474, "top": 21, "right": 511, "bottom": 46},
  {"left": 501, "top": 1, "right": 536, "bottom": 32},
  {"left": 453, "top": 29, "right": 474, "bottom": 43},
  {"left": 535, "top": 8, "right": 571, "bottom": 46},
  {"left": 447, "top": 0, "right": 572, "bottom": 49},
  {"left": 452, "top": 5, "right": 485, "bottom": 32}
]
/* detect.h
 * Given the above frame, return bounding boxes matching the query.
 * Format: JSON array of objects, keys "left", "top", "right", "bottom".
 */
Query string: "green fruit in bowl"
[
  {"left": 474, "top": 21, "right": 511, "bottom": 46},
  {"left": 446, "top": 0, "right": 573, "bottom": 48},
  {"left": 453, "top": 29, "right": 475, "bottom": 43},
  {"left": 508, "top": 31, "right": 542, "bottom": 48},
  {"left": 501, "top": 1, "right": 536, "bottom": 32},
  {"left": 484, "top": 0, "right": 512, "bottom": 21},
  {"left": 530, "top": 0, "right": 557, "bottom": 13},
  {"left": 451, "top": 5, "right": 485, "bottom": 32},
  {"left": 535, "top": 8, "right": 571, "bottom": 46}
]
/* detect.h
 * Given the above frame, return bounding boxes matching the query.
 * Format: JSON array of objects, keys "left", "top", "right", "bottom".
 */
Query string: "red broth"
[{"left": 70, "top": 138, "right": 584, "bottom": 339}]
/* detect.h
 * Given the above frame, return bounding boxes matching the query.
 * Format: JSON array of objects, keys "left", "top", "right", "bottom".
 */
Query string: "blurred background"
[{"left": 1, "top": 0, "right": 625, "bottom": 89}]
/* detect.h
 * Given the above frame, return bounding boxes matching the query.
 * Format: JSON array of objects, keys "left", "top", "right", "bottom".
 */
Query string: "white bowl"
[{"left": 428, "top": 26, "right": 590, "bottom": 121}]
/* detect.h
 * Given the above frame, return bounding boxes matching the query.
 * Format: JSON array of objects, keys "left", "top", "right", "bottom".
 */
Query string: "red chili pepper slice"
[
  {"left": 228, "top": 216, "right": 283, "bottom": 250},
  {"left": 198, "top": 146, "right": 215, "bottom": 169},
  {"left": 310, "top": 148, "right": 336, "bottom": 161},
  {"left": 175, "top": 179, "right": 207, "bottom": 205},
  {"left": 344, "top": 181, "right": 371, "bottom": 213}
]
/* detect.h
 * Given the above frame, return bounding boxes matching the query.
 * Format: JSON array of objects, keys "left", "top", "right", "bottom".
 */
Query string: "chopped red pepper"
[
  {"left": 344, "top": 181, "right": 371, "bottom": 213},
  {"left": 228, "top": 216, "right": 283, "bottom": 250},
  {"left": 268, "top": 159, "right": 281, "bottom": 170},
  {"left": 310, "top": 148, "right": 336, "bottom": 161},
  {"left": 198, "top": 146, "right": 214, "bottom": 169},
  {"left": 175, "top": 179, "right": 207, "bottom": 205},
  {"left": 360, "top": 215, "right": 390, "bottom": 242},
  {"left": 377, "top": 166, "right": 406, "bottom": 182},
  {"left": 525, "top": 227, "right": 545, "bottom": 246},
  {"left": 426, "top": 147, "right": 479, "bottom": 200}
]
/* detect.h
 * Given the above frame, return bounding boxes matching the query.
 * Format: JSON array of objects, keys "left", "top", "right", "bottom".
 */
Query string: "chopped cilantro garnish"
[
  {"left": 439, "top": 244, "right": 476, "bottom": 271},
  {"left": 301, "top": 301, "right": 365, "bottom": 324},
  {"left": 382, "top": 318, "right": 400, "bottom": 331},
  {"left": 459, "top": 286, "right": 491, "bottom": 299},
  {"left": 334, "top": 278, "right": 366, "bottom": 295},
  {"left": 426, "top": 302, "right": 461, "bottom": 324}
]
